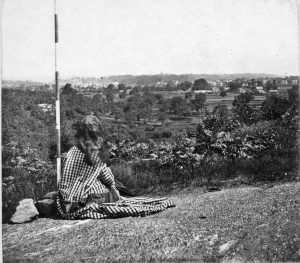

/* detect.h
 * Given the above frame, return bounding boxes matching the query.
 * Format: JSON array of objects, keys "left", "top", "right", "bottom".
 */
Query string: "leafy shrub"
[
  {"left": 2, "top": 165, "right": 56, "bottom": 223},
  {"left": 261, "top": 95, "right": 290, "bottom": 120}
]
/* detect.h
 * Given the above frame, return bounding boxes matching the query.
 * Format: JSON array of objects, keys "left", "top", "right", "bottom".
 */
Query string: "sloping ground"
[{"left": 2, "top": 182, "right": 300, "bottom": 263}]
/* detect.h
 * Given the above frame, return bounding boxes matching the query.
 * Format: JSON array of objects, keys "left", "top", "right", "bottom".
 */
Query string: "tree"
[
  {"left": 265, "top": 80, "right": 277, "bottom": 91},
  {"left": 228, "top": 81, "right": 242, "bottom": 93},
  {"left": 170, "top": 97, "right": 191, "bottom": 116},
  {"left": 119, "top": 90, "right": 127, "bottom": 99},
  {"left": 142, "top": 92, "right": 156, "bottom": 106},
  {"left": 106, "top": 92, "right": 114, "bottom": 103},
  {"left": 178, "top": 81, "right": 192, "bottom": 91},
  {"left": 123, "top": 101, "right": 137, "bottom": 114},
  {"left": 232, "top": 93, "right": 261, "bottom": 124},
  {"left": 143, "top": 86, "right": 152, "bottom": 94},
  {"left": 104, "top": 85, "right": 115, "bottom": 103},
  {"left": 261, "top": 95, "right": 290, "bottom": 120},
  {"left": 157, "top": 112, "right": 167, "bottom": 125},
  {"left": 247, "top": 79, "right": 256, "bottom": 91},
  {"left": 112, "top": 107, "right": 124, "bottom": 122},
  {"left": 129, "top": 86, "right": 141, "bottom": 95},
  {"left": 91, "top": 94, "right": 103, "bottom": 109},
  {"left": 107, "top": 83, "right": 115, "bottom": 90},
  {"left": 155, "top": 93, "right": 164, "bottom": 103},
  {"left": 192, "top": 93, "right": 206, "bottom": 113},
  {"left": 192, "top": 79, "right": 209, "bottom": 91},
  {"left": 166, "top": 82, "right": 176, "bottom": 90},
  {"left": 232, "top": 93, "right": 253, "bottom": 108},
  {"left": 169, "top": 97, "right": 186, "bottom": 114},
  {"left": 212, "top": 104, "right": 228, "bottom": 120},
  {"left": 220, "top": 90, "right": 227, "bottom": 97},
  {"left": 61, "top": 83, "right": 77, "bottom": 95},
  {"left": 288, "top": 85, "right": 299, "bottom": 105},
  {"left": 185, "top": 92, "right": 193, "bottom": 100},
  {"left": 65, "top": 108, "right": 76, "bottom": 119},
  {"left": 138, "top": 106, "right": 152, "bottom": 123},
  {"left": 159, "top": 99, "right": 170, "bottom": 113},
  {"left": 256, "top": 80, "right": 263, "bottom": 87},
  {"left": 124, "top": 111, "right": 136, "bottom": 127},
  {"left": 117, "top": 83, "right": 126, "bottom": 91},
  {"left": 127, "top": 93, "right": 142, "bottom": 104}
]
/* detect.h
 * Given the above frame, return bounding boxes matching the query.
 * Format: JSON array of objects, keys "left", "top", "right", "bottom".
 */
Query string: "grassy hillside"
[{"left": 3, "top": 182, "right": 300, "bottom": 262}]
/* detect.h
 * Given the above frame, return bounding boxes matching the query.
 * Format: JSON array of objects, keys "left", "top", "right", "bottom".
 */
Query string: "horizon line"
[{"left": 3, "top": 72, "right": 295, "bottom": 83}]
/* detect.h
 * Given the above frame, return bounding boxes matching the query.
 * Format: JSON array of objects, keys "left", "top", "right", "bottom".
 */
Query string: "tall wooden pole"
[
  {"left": 297, "top": 0, "right": 300, "bottom": 175},
  {"left": 54, "top": 0, "right": 61, "bottom": 184}
]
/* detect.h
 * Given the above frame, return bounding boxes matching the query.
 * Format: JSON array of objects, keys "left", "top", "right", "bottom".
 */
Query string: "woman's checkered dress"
[{"left": 57, "top": 146, "right": 175, "bottom": 219}]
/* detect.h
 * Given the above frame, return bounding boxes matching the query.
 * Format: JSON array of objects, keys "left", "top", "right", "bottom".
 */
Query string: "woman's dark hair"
[
  {"left": 72, "top": 115, "right": 112, "bottom": 164},
  {"left": 73, "top": 115, "right": 104, "bottom": 141}
]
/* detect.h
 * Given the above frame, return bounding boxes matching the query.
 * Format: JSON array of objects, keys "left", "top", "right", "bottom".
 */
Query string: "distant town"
[
  {"left": 3, "top": 74, "right": 299, "bottom": 91},
  {"left": 3, "top": 74, "right": 299, "bottom": 111}
]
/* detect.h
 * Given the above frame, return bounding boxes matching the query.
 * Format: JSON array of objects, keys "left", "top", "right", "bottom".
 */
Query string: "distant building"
[
  {"left": 194, "top": 90, "right": 213, "bottom": 94},
  {"left": 239, "top": 87, "right": 251, "bottom": 93},
  {"left": 38, "top": 103, "right": 53, "bottom": 112},
  {"left": 212, "top": 87, "right": 220, "bottom": 93},
  {"left": 256, "top": 86, "right": 266, "bottom": 94},
  {"left": 155, "top": 81, "right": 167, "bottom": 88}
]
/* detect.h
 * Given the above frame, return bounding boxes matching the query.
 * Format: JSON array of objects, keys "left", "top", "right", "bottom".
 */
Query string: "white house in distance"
[
  {"left": 212, "top": 87, "right": 220, "bottom": 93},
  {"left": 194, "top": 90, "right": 213, "bottom": 94},
  {"left": 38, "top": 103, "right": 53, "bottom": 112},
  {"left": 256, "top": 86, "right": 266, "bottom": 94}
]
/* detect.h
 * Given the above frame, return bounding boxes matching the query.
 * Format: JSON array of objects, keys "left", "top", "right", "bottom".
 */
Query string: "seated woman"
[{"left": 57, "top": 115, "right": 174, "bottom": 220}]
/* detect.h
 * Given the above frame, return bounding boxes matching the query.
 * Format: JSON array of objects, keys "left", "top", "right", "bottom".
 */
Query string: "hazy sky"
[{"left": 2, "top": 0, "right": 299, "bottom": 81}]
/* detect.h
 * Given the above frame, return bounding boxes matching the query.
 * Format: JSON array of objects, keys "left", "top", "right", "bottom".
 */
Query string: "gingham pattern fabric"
[
  {"left": 58, "top": 146, "right": 114, "bottom": 203},
  {"left": 57, "top": 146, "right": 175, "bottom": 219},
  {"left": 57, "top": 196, "right": 175, "bottom": 220}
]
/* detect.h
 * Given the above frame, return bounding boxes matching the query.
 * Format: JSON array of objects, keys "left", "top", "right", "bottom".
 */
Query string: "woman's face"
[{"left": 94, "top": 136, "right": 103, "bottom": 149}]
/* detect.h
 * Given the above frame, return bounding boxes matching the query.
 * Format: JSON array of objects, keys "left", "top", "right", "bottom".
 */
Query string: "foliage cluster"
[{"left": 2, "top": 84, "right": 299, "bottom": 221}]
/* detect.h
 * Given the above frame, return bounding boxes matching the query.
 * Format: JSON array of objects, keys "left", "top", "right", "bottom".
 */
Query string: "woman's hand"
[{"left": 110, "top": 185, "right": 121, "bottom": 202}]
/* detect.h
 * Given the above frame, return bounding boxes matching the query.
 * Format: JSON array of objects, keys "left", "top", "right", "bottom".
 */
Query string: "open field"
[
  {"left": 205, "top": 94, "right": 266, "bottom": 111},
  {"left": 99, "top": 92, "right": 267, "bottom": 135},
  {"left": 3, "top": 182, "right": 300, "bottom": 262}
]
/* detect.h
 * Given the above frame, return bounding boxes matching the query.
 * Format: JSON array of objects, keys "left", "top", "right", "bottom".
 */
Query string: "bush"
[
  {"left": 220, "top": 90, "right": 227, "bottom": 97},
  {"left": 2, "top": 166, "right": 56, "bottom": 223},
  {"left": 261, "top": 95, "right": 290, "bottom": 120}
]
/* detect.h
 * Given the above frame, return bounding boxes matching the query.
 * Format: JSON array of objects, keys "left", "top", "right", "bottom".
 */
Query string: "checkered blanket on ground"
[
  {"left": 57, "top": 146, "right": 175, "bottom": 219},
  {"left": 57, "top": 196, "right": 175, "bottom": 219}
]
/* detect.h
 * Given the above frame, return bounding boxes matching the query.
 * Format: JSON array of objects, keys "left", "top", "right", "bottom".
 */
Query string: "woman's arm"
[
  {"left": 97, "top": 163, "right": 121, "bottom": 201},
  {"left": 78, "top": 139, "right": 121, "bottom": 201}
]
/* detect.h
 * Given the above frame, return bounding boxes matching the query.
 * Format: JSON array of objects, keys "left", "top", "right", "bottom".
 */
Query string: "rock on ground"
[
  {"left": 10, "top": 199, "right": 39, "bottom": 224},
  {"left": 35, "top": 199, "right": 56, "bottom": 218}
]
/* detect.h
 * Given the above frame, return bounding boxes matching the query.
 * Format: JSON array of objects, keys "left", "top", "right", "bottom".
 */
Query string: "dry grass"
[{"left": 2, "top": 182, "right": 300, "bottom": 262}]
